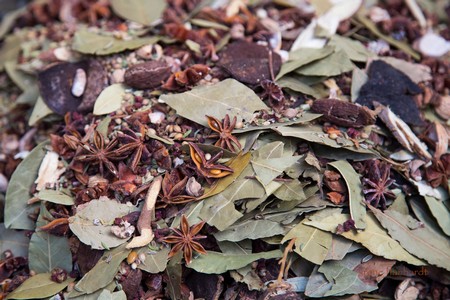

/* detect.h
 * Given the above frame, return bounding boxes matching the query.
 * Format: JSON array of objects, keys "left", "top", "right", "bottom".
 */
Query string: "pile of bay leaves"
[{"left": 0, "top": 0, "right": 449, "bottom": 299}]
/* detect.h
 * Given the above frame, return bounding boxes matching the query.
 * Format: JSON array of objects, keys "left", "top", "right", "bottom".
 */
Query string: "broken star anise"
[
  {"left": 163, "top": 215, "right": 207, "bottom": 265},
  {"left": 206, "top": 114, "right": 241, "bottom": 152},
  {"left": 75, "top": 131, "right": 127, "bottom": 177},
  {"left": 362, "top": 160, "right": 396, "bottom": 210},
  {"left": 159, "top": 169, "right": 196, "bottom": 206},
  {"left": 188, "top": 142, "right": 233, "bottom": 183}
]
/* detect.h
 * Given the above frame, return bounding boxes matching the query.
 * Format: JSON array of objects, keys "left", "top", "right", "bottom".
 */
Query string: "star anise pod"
[
  {"left": 188, "top": 142, "right": 233, "bottom": 183},
  {"left": 75, "top": 131, "right": 126, "bottom": 177},
  {"left": 362, "top": 160, "right": 396, "bottom": 209},
  {"left": 162, "top": 215, "right": 207, "bottom": 265},
  {"left": 116, "top": 122, "right": 151, "bottom": 172},
  {"left": 159, "top": 169, "right": 196, "bottom": 206},
  {"left": 424, "top": 154, "right": 450, "bottom": 190},
  {"left": 206, "top": 114, "right": 241, "bottom": 152},
  {"left": 260, "top": 80, "right": 285, "bottom": 112}
]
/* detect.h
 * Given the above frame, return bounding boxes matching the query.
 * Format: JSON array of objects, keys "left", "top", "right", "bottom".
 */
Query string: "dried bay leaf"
[
  {"left": 67, "top": 282, "right": 116, "bottom": 299},
  {"left": 29, "top": 204, "right": 72, "bottom": 274},
  {"left": 5, "top": 273, "right": 74, "bottom": 299},
  {"left": 0, "top": 34, "right": 23, "bottom": 71},
  {"left": 369, "top": 206, "right": 450, "bottom": 271},
  {"left": 423, "top": 195, "right": 450, "bottom": 236},
  {"left": 72, "top": 30, "right": 161, "bottom": 55},
  {"left": 295, "top": 50, "right": 354, "bottom": 77},
  {"left": 111, "top": 0, "right": 166, "bottom": 26},
  {"left": 251, "top": 155, "right": 302, "bottom": 186},
  {"left": 160, "top": 79, "right": 267, "bottom": 127},
  {"left": 316, "top": 251, "right": 379, "bottom": 297},
  {"left": 328, "top": 35, "right": 374, "bottom": 62},
  {"left": 93, "top": 84, "right": 127, "bottom": 115},
  {"left": 325, "top": 235, "right": 353, "bottom": 261},
  {"left": 351, "top": 67, "right": 368, "bottom": 102},
  {"left": 5, "top": 141, "right": 49, "bottom": 230},
  {"left": 214, "top": 219, "right": 285, "bottom": 242},
  {"left": 275, "top": 46, "right": 335, "bottom": 80},
  {"left": 282, "top": 221, "right": 333, "bottom": 265},
  {"left": 200, "top": 177, "right": 265, "bottom": 230},
  {"left": 328, "top": 160, "right": 366, "bottom": 229},
  {"left": 97, "top": 289, "right": 127, "bottom": 300},
  {"left": 29, "top": 97, "right": 54, "bottom": 126},
  {"left": 68, "top": 197, "right": 139, "bottom": 250},
  {"left": 273, "top": 124, "right": 354, "bottom": 148},
  {"left": 410, "top": 197, "right": 445, "bottom": 237},
  {"left": 233, "top": 112, "right": 322, "bottom": 134},
  {"left": 165, "top": 252, "right": 182, "bottom": 300},
  {"left": 200, "top": 152, "right": 251, "bottom": 199},
  {"left": 74, "top": 243, "right": 130, "bottom": 295},
  {"left": 0, "top": 223, "right": 29, "bottom": 257},
  {"left": 188, "top": 250, "right": 282, "bottom": 274},
  {"left": 37, "top": 189, "right": 74, "bottom": 206},
  {"left": 4, "top": 60, "right": 37, "bottom": 91},
  {"left": 137, "top": 246, "right": 170, "bottom": 274},
  {"left": 273, "top": 179, "right": 308, "bottom": 201},
  {"left": 305, "top": 209, "right": 425, "bottom": 265},
  {"left": 277, "top": 75, "right": 326, "bottom": 99},
  {"left": 379, "top": 57, "right": 432, "bottom": 83}
]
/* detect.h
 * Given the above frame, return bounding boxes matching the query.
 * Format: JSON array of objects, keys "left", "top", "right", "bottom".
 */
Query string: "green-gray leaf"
[
  {"left": 305, "top": 209, "right": 425, "bottom": 265},
  {"left": 68, "top": 198, "right": 139, "bottom": 250},
  {"left": 110, "top": 0, "right": 166, "bottom": 26},
  {"left": 295, "top": 50, "right": 354, "bottom": 77},
  {"left": 137, "top": 247, "right": 170, "bottom": 273},
  {"left": 93, "top": 84, "right": 127, "bottom": 115},
  {"left": 328, "top": 35, "right": 374, "bottom": 62},
  {"left": 72, "top": 30, "right": 161, "bottom": 55},
  {"left": 369, "top": 206, "right": 450, "bottom": 271},
  {"left": 281, "top": 221, "right": 332, "bottom": 265},
  {"left": 5, "top": 141, "right": 49, "bottom": 230},
  {"left": 423, "top": 196, "right": 450, "bottom": 236},
  {"left": 37, "top": 189, "right": 74, "bottom": 206},
  {"left": 0, "top": 223, "right": 29, "bottom": 257},
  {"left": 328, "top": 160, "right": 366, "bottom": 229},
  {"left": 5, "top": 273, "right": 74, "bottom": 299},
  {"left": 275, "top": 46, "right": 334, "bottom": 80},
  {"left": 214, "top": 219, "right": 285, "bottom": 242},
  {"left": 188, "top": 250, "right": 282, "bottom": 274},
  {"left": 74, "top": 244, "right": 130, "bottom": 295},
  {"left": 160, "top": 79, "right": 267, "bottom": 127},
  {"left": 28, "top": 232, "right": 72, "bottom": 274},
  {"left": 97, "top": 289, "right": 127, "bottom": 300},
  {"left": 29, "top": 97, "right": 54, "bottom": 126}
]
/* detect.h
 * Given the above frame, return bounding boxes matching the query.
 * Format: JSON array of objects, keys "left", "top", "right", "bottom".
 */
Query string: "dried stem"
[{"left": 126, "top": 175, "right": 162, "bottom": 249}]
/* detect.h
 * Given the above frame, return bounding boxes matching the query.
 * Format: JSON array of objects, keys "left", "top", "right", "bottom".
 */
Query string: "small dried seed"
[
  {"left": 209, "top": 169, "right": 222, "bottom": 175},
  {"left": 127, "top": 251, "right": 138, "bottom": 264},
  {"left": 71, "top": 68, "right": 87, "bottom": 97},
  {"left": 204, "top": 153, "right": 212, "bottom": 161}
]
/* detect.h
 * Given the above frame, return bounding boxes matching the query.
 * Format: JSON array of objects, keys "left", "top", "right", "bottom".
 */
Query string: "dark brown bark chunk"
[
  {"left": 218, "top": 41, "right": 281, "bottom": 85},
  {"left": 124, "top": 60, "right": 171, "bottom": 90},
  {"left": 311, "top": 98, "right": 376, "bottom": 127}
]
